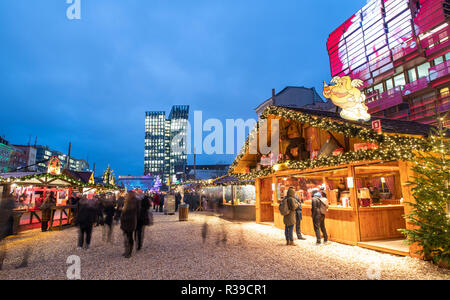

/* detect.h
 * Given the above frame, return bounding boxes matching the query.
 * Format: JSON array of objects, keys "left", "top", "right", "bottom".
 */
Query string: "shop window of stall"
[
  {"left": 224, "top": 186, "right": 233, "bottom": 205},
  {"left": 235, "top": 185, "right": 256, "bottom": 206},
  {"left": 355, "top": 163, "right": 404, "bottom": 207},
  {"left": 354, "top": 162, "right": 407, "bottom": 243},
  {"left": 277, "top": 168, "right": 352, "bottom": 208}
]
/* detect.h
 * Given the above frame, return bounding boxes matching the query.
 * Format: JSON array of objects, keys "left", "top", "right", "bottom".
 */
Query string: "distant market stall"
[
  {"left": 205, "top": 176, "right": 256, "bottom": 221},
  {"left": 0, "top": 158, "right": 120, "bottom": 233}
]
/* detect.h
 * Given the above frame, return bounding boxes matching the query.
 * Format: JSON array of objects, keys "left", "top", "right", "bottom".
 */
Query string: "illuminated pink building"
[{"left": 327, "top": 0, "right": 449, "bottom": 126}]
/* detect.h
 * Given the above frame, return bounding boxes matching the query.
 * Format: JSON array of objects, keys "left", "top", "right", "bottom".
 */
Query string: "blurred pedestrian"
[
  {"left": 40, "top": 192, "right": 56, "bottom": 232},
  {"left": 76, "top": 197, "right": 97, "bottom": 250},
  {"left": 95, "top": 195, "right": 105, "bottom": 227},
  {"left": 135, "top": 193, "right": 151, "bottom": 251},
  {"left": 120, "top": 192, "right": 138, "bottom": 258},
  {"left": 175, "top": 192, "right": 181, "bottom": 212},
  {"left": 0, "top": 195, "right": 15, "bottom": 270},
  {"left": 114, "top": 192, "right": 125, "bottom": 225},
  {"left": 152, "top": 193, "right": 160, "bottom": 212},
  {"left": 201, "top": 194, "right": 208, "bottom": 211},
  {"left": 102, "top": 194, "right": 116, "bottom": 243},
  {"left": 159, "top": 192, "right": 165, "bottom": 213}
]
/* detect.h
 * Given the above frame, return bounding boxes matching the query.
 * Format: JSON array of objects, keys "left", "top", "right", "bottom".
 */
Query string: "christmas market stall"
[
  {"left": 229, "top": 104, "right": 437, "bottom": 256},
  {"left": 0, "top": 171, "right": 82, "bottom": 232},
  {"left": 0, "top": 157, "right": 120, "bottom": 234},
  {"left": 204, "top": 176, "right": 256, "bottom": 221}
]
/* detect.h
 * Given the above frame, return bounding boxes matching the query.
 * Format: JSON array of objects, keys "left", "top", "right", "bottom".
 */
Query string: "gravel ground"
[{"left": 0, "top": 212, "right": 448, "bottom": 280}]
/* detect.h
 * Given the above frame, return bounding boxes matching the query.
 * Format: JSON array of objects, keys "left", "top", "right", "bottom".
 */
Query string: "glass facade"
[
  {"left": 144, "top": 105, "right": 189, "bottom": 184},
  {"left": 328, "top": 0, "right": 450, "bottom": 125},
  {"left": 34, "top": 145, "right": 89, "bottom": 172}
]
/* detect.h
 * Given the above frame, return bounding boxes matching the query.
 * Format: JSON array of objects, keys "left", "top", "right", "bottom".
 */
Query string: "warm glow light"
[{"left": 347, "top": 177, "right": 354, "bottom": 188}]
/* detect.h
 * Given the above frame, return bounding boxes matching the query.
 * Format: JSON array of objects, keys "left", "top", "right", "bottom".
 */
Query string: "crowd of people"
[{"left": 71, "top": 190, "right": 154, "bottom": 258}]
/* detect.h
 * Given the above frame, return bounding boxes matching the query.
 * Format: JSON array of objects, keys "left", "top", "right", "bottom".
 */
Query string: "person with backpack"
[
  {"left": 311, "top": 189, "right": 329, "bottom": 245},
  {"left": 279, "top": 187, "right": 299, "bottom": 246}
]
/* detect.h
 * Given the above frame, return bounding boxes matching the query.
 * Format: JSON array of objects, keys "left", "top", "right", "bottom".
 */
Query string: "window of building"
[
  {"left": 393, "top": 73, "right": 406, "bottom": 87},
  {"left": 408, "top": 68, "right": 417, "bottom": 83},
  {"left": 374, "top": 83, "right": 384, "bottom": 94},
  {"left": 434, "top": 56, "right": 444, "bottom": 66},
  {"left": 440, "top": 87, "right": 449, "bottom": 97},
  {"left": 385, "top": 78, "right": 394, "bottom": 91},
  {"left": 446, "top": 53, "right": 450, "bottom": 61},
  {"left": 417, "top": 62, "right": 431, "bottom": 79}
]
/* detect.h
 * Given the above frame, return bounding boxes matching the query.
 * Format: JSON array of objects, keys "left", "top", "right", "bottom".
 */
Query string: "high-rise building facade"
[
  {"left": 327, "top": 0, "right": 449, "bottom": 126},
  {"left": 144, "top": 105, "right": 189, "bottom": 184},
  {"left": 34, "top": 145, "right": 89, "bottom": 172}
]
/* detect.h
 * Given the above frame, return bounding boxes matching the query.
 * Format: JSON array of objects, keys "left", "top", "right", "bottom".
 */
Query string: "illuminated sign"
[
  {"left": 372, "top": 119, "right": 382, "bottom": 134},
  {"left": 323, "top": 76, "right": 371, "bottom": 122},
  {"left": 47, "top": 156, "right": 61, "bottom": 175}
]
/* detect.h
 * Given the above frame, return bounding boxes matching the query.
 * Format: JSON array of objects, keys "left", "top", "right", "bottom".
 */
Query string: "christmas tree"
[
  {"left": 102, "top": 165, "right": 116, "bottom": 185},
  {"left": 401, "top": 115, "right": 450, "bottom": 266}
]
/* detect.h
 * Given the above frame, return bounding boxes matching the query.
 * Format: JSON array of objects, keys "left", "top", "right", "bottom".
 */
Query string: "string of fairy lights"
[
  {"left": 0, "top": 173, "right": 120, "bottom": 190},
  {"left": 228, "top": 105, "right": 434, "bottom": 180}
]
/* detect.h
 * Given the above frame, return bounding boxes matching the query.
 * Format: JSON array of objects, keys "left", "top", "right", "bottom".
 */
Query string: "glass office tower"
[{"left": 144, "top": 105, "right": 189, "bottom": 185}]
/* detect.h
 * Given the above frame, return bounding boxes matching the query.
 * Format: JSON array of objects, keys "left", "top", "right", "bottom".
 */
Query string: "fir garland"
[
  {"left": 0, "top": 173, "right": 120, "bottom": 190},
  {"left": 229, "top": 105, "right": 432, "bottom": 177}
]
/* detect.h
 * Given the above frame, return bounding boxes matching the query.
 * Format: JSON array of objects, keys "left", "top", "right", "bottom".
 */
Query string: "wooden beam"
[{"left": 348, "top": 165, "right": 362, "bottom": 243}]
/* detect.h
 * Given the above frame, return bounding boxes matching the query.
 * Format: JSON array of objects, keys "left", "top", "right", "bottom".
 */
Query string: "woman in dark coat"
[
  {"left": 102, "top": 194, "right": 116, "bottom": 243},
  {"left": 76, "top": 197, "right": 97, "bottom": 250},
  {"left": 135, "top": 194, "right": 151, "bottom": 251},
  {"left": 283, "top": 188, "right": 299, "bottom": 246},
  {"left": 120, "top": 192, "right": 138, "bottom": 258},
  {"left": 40, "top": 192, "right": 56, "bottom": 232}
]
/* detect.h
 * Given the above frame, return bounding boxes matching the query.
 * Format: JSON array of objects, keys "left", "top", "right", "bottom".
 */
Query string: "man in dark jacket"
[
  {"left": 283, "top": 188, "right": 299, "bottom": 246},
  {"left": 120, "top": 192, "right": 138, "bottom": 258},
  {"left": 294, "top": 195, "right": 306, "bottom": 240},
  {"left": 76, "top": 197, "right": 97, "bottom": 250},
  {"left": 40, "top": 192, "right": 56, "bottom": 232},
  {"left": 311, "top": 190, "right": 329, "bottom": 245},
  {"left": 135, "top": 193, "right": 151, "bottom": 251},
  {"left": 175, "top": 192, "right": 181, "bottom": 212},
  {"left": 0, "top": 195, "right": 15, "bottom": 270},
  {"left": 102, "top": 194, "right": 116, "bottom": 243}
]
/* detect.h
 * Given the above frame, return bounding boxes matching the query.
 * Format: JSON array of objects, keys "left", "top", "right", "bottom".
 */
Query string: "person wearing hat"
[
  {"left": 311, "top": 188, "right": 329, "bottom": 245},
  {"left": 283, "top": 187, "right": 299, "bottom": 246}
]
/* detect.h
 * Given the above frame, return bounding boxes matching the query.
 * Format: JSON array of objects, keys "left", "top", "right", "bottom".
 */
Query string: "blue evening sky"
[{"left": 0, "top": 0, "right": 363, "bottom": 176}]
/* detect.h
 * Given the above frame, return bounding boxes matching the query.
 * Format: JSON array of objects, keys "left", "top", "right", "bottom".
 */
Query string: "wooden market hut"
[
  {"left": 0, "top": 172, "right": 85, "bottom": 232},
  {"left": 0, "top": 171, "right": 120, "bottom": 233},
  {"left": 229, "top": 105, "right": 437, "bottom": 256},
  {"left": 209, "top": 176, "right": 256, "bottom": 221}
]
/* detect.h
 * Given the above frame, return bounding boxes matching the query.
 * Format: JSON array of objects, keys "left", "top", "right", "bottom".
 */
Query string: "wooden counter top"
[{"left": 301, "top": 204, "right": 353, "bottom": 211}]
